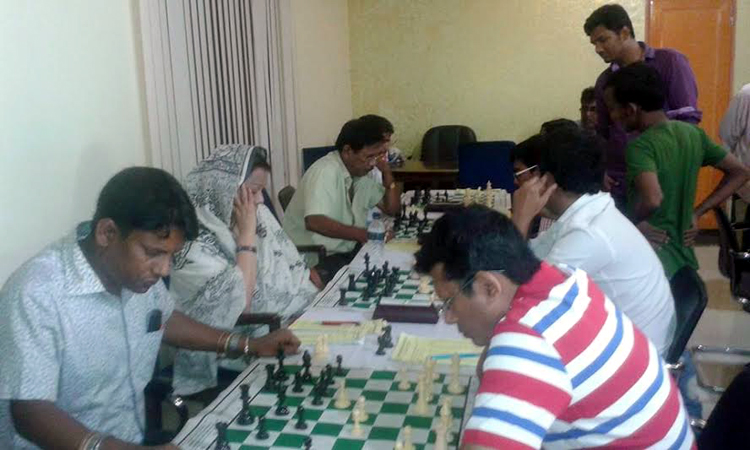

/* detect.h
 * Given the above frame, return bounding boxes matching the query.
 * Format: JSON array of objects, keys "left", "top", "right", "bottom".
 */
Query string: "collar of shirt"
[
  {"left": 61, "top": 222, "right": 110, "bottom": 297},
  {"left": 611, "top": 41, "right": 654, "bottom": 72},
  {"left": 553, "top": 192, "right": 612, "bottom": 226}
]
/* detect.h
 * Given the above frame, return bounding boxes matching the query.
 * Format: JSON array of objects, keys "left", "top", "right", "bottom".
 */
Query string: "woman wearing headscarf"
[{"left": 169, "top": 144, "right": 320, "bottom": 395}]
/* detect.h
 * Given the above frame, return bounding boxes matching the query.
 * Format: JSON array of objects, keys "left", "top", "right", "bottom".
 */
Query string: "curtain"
[{"left": 138, "top": 0, "right": 299, "bottom": 201}]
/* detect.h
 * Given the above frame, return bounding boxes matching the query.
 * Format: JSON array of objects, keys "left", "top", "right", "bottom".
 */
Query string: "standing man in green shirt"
[
  {"left": 283, "top": 115, "right": 400, "bottom": 283},
  {"left": 604, "top": 63, "right": 749, "bottom": 279}
]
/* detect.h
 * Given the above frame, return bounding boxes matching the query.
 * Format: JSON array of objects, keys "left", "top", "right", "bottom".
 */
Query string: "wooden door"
[{"left": 648, "top": 0, "right": 735, "bottom": 229}]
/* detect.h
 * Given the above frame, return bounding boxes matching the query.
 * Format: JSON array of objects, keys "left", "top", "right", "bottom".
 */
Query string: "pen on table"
[
  {"left": 431, "top": 352, "right": 481, "bottom": 360},
  {"left": 319, "top": 321, "right": 361, "bottom": 326}
]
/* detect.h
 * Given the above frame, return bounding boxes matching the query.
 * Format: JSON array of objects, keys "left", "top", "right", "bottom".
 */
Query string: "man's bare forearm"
[
  {"left": 10, "top": 400, "right": 144, "bottom": 450},
  {"left": 380, "top": 168, "right": 401, "bottom": 216},
  {"left": 305, "top": 215, "right": 367, "bottom": 244}
]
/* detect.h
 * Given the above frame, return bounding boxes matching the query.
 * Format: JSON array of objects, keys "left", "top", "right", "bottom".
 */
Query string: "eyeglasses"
[
  {"left": 513, "top": 165, "right": 538, "bottom": 179},
  {"left": 435, "top": 270, "right": 506, "bottom": 315}
]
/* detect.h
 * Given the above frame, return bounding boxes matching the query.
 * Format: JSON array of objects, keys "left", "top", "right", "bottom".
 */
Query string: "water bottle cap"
[{"left": 372, "top": 212, "right": 382, "bottom": 219}]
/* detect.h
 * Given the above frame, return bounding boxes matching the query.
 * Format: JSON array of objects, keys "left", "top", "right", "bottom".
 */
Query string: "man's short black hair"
[
  {"left": 93, "top": 167, "right": 199, "bottom": 240},
  {"left": 539, "top": 128, "right": 605, "bottom": 195},
  {"left": 584, "top": 4, "right": 635, "bottom": 38},
  {"left": 605, "top": 63, "right": 665, "bottom": 112},
  {"left": 510, "top": 134, "right": 545, "bottom": 168},
  {"left": 540, "top": 118, "right": 579, "bottom": 135},
  {"left": 335, "top": 114, "right": 394, "bottom": 152},
  {"left": 415, "top": 205, "right": 541, "bottom": 289},
  {"left": 581, "top": 87, "right": 596, "bottom": 105}
]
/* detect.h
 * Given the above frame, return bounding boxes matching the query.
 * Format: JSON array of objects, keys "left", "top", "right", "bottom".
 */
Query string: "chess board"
[
  {"left": 405, "top": 189, "right": 511, "bottom": 213},
  {"left": 215, "top": 364, "right": 477, "bottom": 450},
  {"left": 392, "top": 218, "right": 434, "bottom": 241},
  {"left": 335, "top": 269, "right": 433, "bottom": 310}
]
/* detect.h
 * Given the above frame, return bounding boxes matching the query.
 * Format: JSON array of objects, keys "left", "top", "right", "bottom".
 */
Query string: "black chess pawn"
[
  {"left": 275, "top": 390, "right": 289, "bottom": 416},
  {"left": 375, "top": 334, "right": 387, "bottom": 355},
  {"left": 325, "top": 365, "right": 334, "bottom": 385},
  {"left": 292, "top": 371, "right": 304, "bottom": 393},
  {"left": 339, "top": 287, "right": 348, "bottom": 306},
  {"left": 383, "top": 325, "right": 394, "bottom": 348},
  {"left": 336, "top": 355, "right": 344, "bottom": 376},
  {"left": 255, "top": 415, "right": 269, "bottom": 440},
  {"left": 215, "top": 422, "right": 230, "bottom": 450},
  {"left": 294, "top": 405, "right": 308, "bottom": 430},
  {"left": 275, "top": 346, "right": 289, "bottom": 381},
  {"left": 237, "top": 384, "right": 255, "bottom": 425},
  {"left": 303, "top": 436, "right": 313, "bottom": 450},
  {"left": 348, "top": 273, "right": 356, "bottom": 290},
  {"left": 364, "top": 253, "right": 370, "bottom": 272},
  {"left": 382, "top": 261, "right": 389, "bottom": 274},
  {"left": 263, "top": 364, "right": 275, "bottom": 390}
]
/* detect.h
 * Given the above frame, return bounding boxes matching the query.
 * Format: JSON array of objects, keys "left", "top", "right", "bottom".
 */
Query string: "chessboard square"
[
  {"left": 345, "top": 292, "right": 360, "bottom": 300},
  {"left": 317, "top": 409, "right": 352, "bottom": 424},
  {"left": 379, "top": 402, "right": 410, "bottom": 415},
  {"left": 240, "top": 431, "right": 281, "bottom": 447},
  {"left": 345, "top": 368, "right": 371, "bottom": 379},
  {"left": 238, "top": 445, "right": 267, "bottom": 450},
  {"left": 363, "top": 379, "right": 393, "bottom": 391},
  {"left": 405, "top": 427, "right": 431, "bottom": 444},
  {"left": 311, "top": 422, "right": 344, "bottom": 436},
  {"left": 360, "top": 390, "right": 387, "bottom": 401},
  {"left": 285, "top": 396, "right": 304, "bottom": 407},
  {"left": 264, "top": 418, "right": 289, "bottom": 432},
  {"left": 368, "top": 426, "right": 401, "bottom": 441},
  {"left": 331, "top": 439, "right": 365, "bottom": 450},
  {"left": 395, "top": 293, "right": 414, "bottom": 300},
  {"left": 384, "top": 391, "right": 415, "bottom": 403},
  {"left": 345, "top": 378, "right": 367, "bottom": 389},
  {"left": 248, "top": 405, "right": 271, "bottom": 418},
  {"left": 404, "top": 415, "right": 435, "bottom": 429},
  {"left": 352, "top": 303, "right": 372, "bottom": 309},
  {"left": 226, "top": 428, "right": 252, "bottom": 442},
  {"left": 412, "top": 294, "right": 431, "bottom": 301},
  {"left": 301, "top": 408, "right": 324, "bottom": 421},
  {"left": 369, "top": 370, "right": 396, "bottom": 380},
  {"left": 253, "top": 392, "right": 278, "bottom": 406},
  {"left": 272, "top": 432, "right": 308, "bottom": 447},
  {"left": 389, "top": 381, "right": 415, "bottom": 392},
  {"left": 372, "top": 412, "right": 406, "bottom": 428}
]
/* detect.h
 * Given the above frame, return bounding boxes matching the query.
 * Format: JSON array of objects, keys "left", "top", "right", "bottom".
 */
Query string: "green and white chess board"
[
  {"left": 339, "top": 270, "right": 434, "bottom": 310},
  {"left": 393, "top": 219, "right": 434, "bottom": 241},
  {"left": 220, "top": 364, "right": 476, "bottom": 450}
]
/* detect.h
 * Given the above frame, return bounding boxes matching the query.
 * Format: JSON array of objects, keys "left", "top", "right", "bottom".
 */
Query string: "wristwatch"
[{"left": 236, "top": 245, "right": 257, "bottom": 254}]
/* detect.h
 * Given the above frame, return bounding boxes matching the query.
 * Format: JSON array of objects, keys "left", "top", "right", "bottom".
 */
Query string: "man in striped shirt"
[{"left": 415, "top": 206, "right": 694, "bottom": 449}]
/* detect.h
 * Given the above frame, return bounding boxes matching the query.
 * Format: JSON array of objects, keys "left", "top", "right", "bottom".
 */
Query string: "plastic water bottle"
[{"left": 367, "top": 212, "right": 386, "bottom": 267}]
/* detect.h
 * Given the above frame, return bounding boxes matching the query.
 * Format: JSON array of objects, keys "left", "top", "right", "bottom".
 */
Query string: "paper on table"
[
  {"left": 289, "top": 319, "right": 386, "bottom": 345},
  {"left": 391, "top": 333, "right": 483, "bottom": 366}
]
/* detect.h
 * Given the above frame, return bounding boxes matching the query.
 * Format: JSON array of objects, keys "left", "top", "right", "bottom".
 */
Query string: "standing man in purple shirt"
[{"left": 585, "top": 3, "right": 702, "bottom": 210}]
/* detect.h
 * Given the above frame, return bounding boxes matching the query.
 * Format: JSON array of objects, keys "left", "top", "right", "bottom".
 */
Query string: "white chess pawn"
[
  {"left": 351, "top": 408, "right": 363, "bottom": 437},
  {"left": 433, "top": 421, "right": 449, "bottom": 450},
  {"left": 355, "top": 395, "right": 369, "bottom": 421},
  {"left": 397, "top": 370, "right": 411, "bottom": 391},
  {"left": 402, "top": 426, "right": 414, "bottom": 450},
  {"left": 394, "top": 441, "right": 404, "bottom": 450},
  {"left": 322, "top": 334, "right": 330, "bottom": 354},
  {"left": 415, "top": 379, "right": 430, "bottom": 416},
  {"left": 334, "top": 382, "right": 350, "bottom": 409},
  {"left": 448, "top": 354, "right": 463, "bottom": 394},
  {"left": 313, "top": 335, "right": 326, "bottom": 364}
]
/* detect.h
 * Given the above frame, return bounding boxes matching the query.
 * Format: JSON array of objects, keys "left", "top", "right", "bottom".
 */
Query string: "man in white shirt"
[
  {"left": 511, "top": 128, "right": 676, "bottom": 355},
  {"left": 721, "top": 83, "right": 750, "bottom": 202}
]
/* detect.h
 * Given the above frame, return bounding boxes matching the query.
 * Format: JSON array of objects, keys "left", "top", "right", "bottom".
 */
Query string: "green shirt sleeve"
[
  {"left": 351, "top": 177, "right": 386, "bottom": 227},
  {"left": 700, "top": 128, "right": 728, "bottom": 166},
  {"left": 626, "top": 138, "right": 658, "bottom": 178},
  {"left": 303, "top": 163, "right": 342, "bottom": 219}
]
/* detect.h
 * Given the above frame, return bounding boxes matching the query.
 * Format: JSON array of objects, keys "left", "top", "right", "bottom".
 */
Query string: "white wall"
[
  {"left": 290, "top": 0, "right": 353, "bottom": 154},
  {"left": 0, "top": 0, "right": 150, "bottom": 283}
]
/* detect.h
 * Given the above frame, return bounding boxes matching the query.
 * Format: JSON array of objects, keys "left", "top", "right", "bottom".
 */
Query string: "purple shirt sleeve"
[{"left": 656, "top": 49, "right": 702, "bottom": 124}]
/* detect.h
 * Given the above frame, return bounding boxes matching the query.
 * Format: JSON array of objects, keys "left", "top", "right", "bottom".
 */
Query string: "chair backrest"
[
  {"left": 457, "top": 141, "right": 516, "bottom": 191},
  {"left": 420, "top": 125, "right": 477, "bottom": 164},
  {"left": 302, "top": 146, "right": 336, "bottom": 173},
  {"left": 665, "top": 266, "right": 708, "bottom": 364},
  {"left": 278, "top": 185, "right": 296, "bottom": 211},
  {"left": 714, "top": 206, "right": 740, "bottom": 279}
]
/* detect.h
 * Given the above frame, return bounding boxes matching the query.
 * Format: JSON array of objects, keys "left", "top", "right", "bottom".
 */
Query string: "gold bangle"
[
  {"left": 223, "top": 332, "right": 234, "bottom": 356},
  {"left": 217, "top": 332, "right": 229, "bottom": 355}
]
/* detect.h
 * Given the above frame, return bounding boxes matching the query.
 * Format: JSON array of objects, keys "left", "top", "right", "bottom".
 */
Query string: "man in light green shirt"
[{"left": 283, "top": 115, "right": 400, "bottom": 282}]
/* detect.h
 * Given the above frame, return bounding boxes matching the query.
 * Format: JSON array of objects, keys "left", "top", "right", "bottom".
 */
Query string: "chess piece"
[
  {"left": 263, "top": 364, "right": 275, "bottom": 390},
  {"left": 275, "top": 346, "right": 288, "bottom": 381},
  {"left": 302, "top": 351, "right": 313, "bottom": 382},
  {"left": 303, "top": 436, "right": 312, "bottom": 450},
  {"left": 355, "top": 395, "right": 369, "bottom": 421},
  {"left": 237, "top": 384, "right": 255, "bottom": 425},
  {"left": 364, "top": 252, "right": 370, "bottom": 272},
  {"left": 462, "top": 189, "right": 471, "bottom": 206},
  {"left": 402, "top": 425, "right": 414, "bottom": 450},
  {"left": 351, "top": 408, "right": 363, "bottom": 437},
  {"left": 397, "top": 369, "right": 411, "bottom": 391},
  {"left": 394, "top": 441, "right": 404, "bottom": 450},
  {"left": 292, "top": 371, "right": 304, "bottom": 393},
  {"left": 275, "top": 390, "right": 289, "bottom": 416},
  {"left": 215, "top": 422, "right": 230, "bottom": 450},
  {"left": 334, "top": 382, "right": 350, "bottom": 409},
  {"left": 433, "top": 420, "right": 449, "bottom": 450},
  {"left": 448, "top": 354, "right": 464, "bottom": 395},
  {"left": 440, "top": 397, "right": 452, "bottom": 422},
  {"left": 336, "top": 355, "right": 344, "bottom": 376},
  {"left": 418, "top": 277, "right": 431, "bottom": 294},
  {"left": 414, "top": 378, "right": 430, "bottom": 416},
  {"left": 339, "top": 287, "right": 348, "bottom": 306},
  {"left": 313, "top": 335, "right": 328, "bottom": 365},
  {"left": 348, "top": 273, "right": 356, "bottom": 290},
  {"left": 382, "top": 325, "right": 393, "bottom": 348},
  {"left": 325, "top": 364, "right": 335, "bottom": 386},
  {"left": 311, "top": 382, "right": 324, "bottom": 405},
  {"left": 255, "top": 415, "right": 269, "bottom": 440},
  {"left": 376, "top": 334, "right": 387, "bottom": 355},
  {"left": 294, "top": 405, "right": 308, "bottom": 430}
]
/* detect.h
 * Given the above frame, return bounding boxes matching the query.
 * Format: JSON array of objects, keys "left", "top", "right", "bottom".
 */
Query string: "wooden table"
[{"left": 391, "top": 160, "right": 458, "bottom": 191}]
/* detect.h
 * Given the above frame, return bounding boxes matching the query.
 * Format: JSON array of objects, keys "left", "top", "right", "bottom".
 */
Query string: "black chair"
[
  {"left": 665, "top": 266, "right": 708, "bottom": 367},
  {"left": 420, "top": 125, "right": 477, "bottom": 165},
  {"left": 457, "top": 141, "right": 515, "bottom": 191},
  {"left": 713, "top": 206, "right": 750, "bottom": 310},
  {"left": 302, "top": 146, "right": 336, "bottom": 173},
  {"left": 696, "top": 364, "right": 750, "bottom": 449},
  {"left": 144, "top": 313, "right": 281, "bottom": 442}
]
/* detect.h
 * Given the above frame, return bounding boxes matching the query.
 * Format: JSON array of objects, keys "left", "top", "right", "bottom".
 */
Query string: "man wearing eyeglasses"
[
  {"left": 283, "top": 115, "right": 401, "bottom": 283},
  {"left": 415, "top": 206, "right": 694, "bottom": 449}
]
